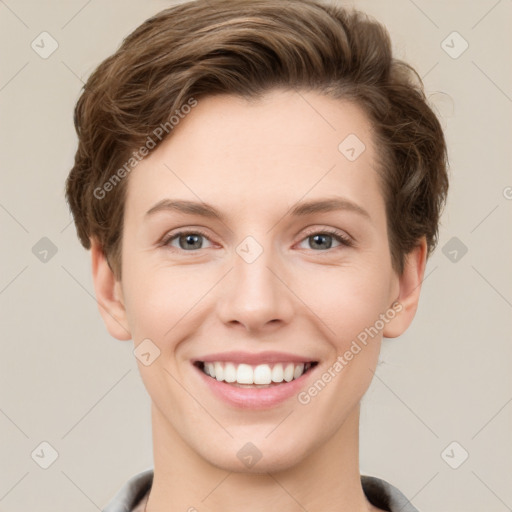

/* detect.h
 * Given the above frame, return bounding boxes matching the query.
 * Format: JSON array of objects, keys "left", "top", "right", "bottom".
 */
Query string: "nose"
[{"left": 216, "top": 240, "right": 294, "bottom": 334}]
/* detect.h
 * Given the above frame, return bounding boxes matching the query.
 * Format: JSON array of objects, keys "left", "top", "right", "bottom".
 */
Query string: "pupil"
[
  {"left": 182, "top": 234, "right": 201, "bottom": 249},
  {"left": 312, "top": 234, "right": 332, "bottom": 249}
]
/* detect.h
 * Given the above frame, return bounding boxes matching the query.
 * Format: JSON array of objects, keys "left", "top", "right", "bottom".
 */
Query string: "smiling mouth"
[{"left": 194, "top": 361, "right": 318, "bottom": 387}]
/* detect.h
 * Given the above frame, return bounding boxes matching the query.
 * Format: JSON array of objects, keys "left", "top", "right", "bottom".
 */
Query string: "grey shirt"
[{"left": 102, "top": 468, "right": 419, "bottom": 512}]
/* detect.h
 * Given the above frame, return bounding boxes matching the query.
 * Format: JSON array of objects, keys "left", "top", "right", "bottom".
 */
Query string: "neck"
[{"left": 145, "top": 402, "right": 376, "bottom": 512}]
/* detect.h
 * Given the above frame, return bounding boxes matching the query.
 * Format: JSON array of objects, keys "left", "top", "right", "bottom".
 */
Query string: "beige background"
[{"left": 1, "top": 0, "right": 511, "bottom": 510}]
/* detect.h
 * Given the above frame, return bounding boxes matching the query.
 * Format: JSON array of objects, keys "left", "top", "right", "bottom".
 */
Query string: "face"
[{"left": 96, "top": 89, "right": 422, "bottom": 473}]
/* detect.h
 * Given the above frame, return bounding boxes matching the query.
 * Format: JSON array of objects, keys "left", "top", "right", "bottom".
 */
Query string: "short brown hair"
[{"left": 65, "top": 0, "right": 449, "bottom": 278}]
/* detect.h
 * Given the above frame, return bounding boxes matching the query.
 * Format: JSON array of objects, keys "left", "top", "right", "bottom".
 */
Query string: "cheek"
[
  {"left": 295, "top": 264, "right": 392, "bottom": 345},
  {"left": 122, "top": 261, "right": 210, "bottom": 347}
]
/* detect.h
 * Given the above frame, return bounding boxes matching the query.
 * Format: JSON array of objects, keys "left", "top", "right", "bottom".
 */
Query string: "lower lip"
[{"left": 193, "top": 364, "right": 316, "bottom": 409}]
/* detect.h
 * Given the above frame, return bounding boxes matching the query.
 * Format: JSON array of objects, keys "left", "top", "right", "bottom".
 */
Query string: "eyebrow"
[{"left": 145, "top": 197, "right": 371, "bottom": 221}]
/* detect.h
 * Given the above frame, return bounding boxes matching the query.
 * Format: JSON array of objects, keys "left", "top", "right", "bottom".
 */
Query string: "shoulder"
[
  {"left": 361, "top": 475, "right": 420, "bottom": 512},
  {"left": 102, "top": 468, "right": 153, "bottom": 512}
]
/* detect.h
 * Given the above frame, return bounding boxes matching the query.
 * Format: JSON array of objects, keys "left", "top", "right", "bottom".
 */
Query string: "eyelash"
[{"left": 160, "top": 227, "right": 354, "bottom": 253}]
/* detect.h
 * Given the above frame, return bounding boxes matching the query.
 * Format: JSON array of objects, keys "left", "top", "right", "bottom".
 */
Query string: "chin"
[{"left": 199, "top": 436, "right": 313, "bottom": 475}]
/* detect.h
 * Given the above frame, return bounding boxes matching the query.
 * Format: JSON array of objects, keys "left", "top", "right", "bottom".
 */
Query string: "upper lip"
[{"left": 194, "top": 351, "right": 317, "bottom": 365}]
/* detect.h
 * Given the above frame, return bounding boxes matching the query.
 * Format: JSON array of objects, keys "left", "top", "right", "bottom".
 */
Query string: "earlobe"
[
  {"left": 90, "top": 239, "right": 132, "bottom": 341},
  {"left": 383, "top": 237, "right": 427, "bottom": 339}
]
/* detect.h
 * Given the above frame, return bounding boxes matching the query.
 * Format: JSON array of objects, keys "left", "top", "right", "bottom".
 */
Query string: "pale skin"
[{"left": 91, "top": 89, "right": 427, "bottom": 512}]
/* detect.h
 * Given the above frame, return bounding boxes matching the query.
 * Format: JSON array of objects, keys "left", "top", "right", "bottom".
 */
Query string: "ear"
[
  {"left": 90, "top": 238, "right": 131, "bottom": 341},
  {"left": 383, "top": 236, "right": 428, "bottom": 338}
]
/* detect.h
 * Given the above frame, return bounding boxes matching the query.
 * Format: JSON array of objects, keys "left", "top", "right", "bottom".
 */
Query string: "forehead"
[{"left": 124, "top": 89, "right": 384, "bottom": 221}]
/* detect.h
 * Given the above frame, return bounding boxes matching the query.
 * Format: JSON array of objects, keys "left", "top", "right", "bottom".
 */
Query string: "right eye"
[{"left": 162, "top": 229, "right": 214, "bottom": 252}]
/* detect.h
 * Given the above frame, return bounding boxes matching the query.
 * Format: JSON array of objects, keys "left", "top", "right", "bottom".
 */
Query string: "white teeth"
[
  {"left": 271, "top": 364, "right": 284, "bottom": 383},
  {"left": 254, "top": 364, "right": 272, "bottom": 385},
  {"left": 283, "top": 363, "right": 294, "bottom": 382},
  {"left": 236, "top": 364, "right": 253, "bottom": 384},
  {"left": 214, "top": 362, "right": 224, "bottom": 381},
  {"left": 224, "top": 362, "right": 236, "bottom": 383},
  {"left": 293, "top": 363, "right": 305, "bottom": 380},
  {"left": 201, "top": 361, "right": 313, "bottom": 385}
]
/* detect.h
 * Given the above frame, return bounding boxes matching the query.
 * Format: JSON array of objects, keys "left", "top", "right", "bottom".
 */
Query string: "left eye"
[{"left": 297, "top": 230, "right": 352, "bottom": 251}]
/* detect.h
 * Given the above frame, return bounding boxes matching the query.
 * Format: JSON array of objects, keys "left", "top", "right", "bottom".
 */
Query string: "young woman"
[{"left": 65, "top": 1, "right": 449, "bottom": 510}]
